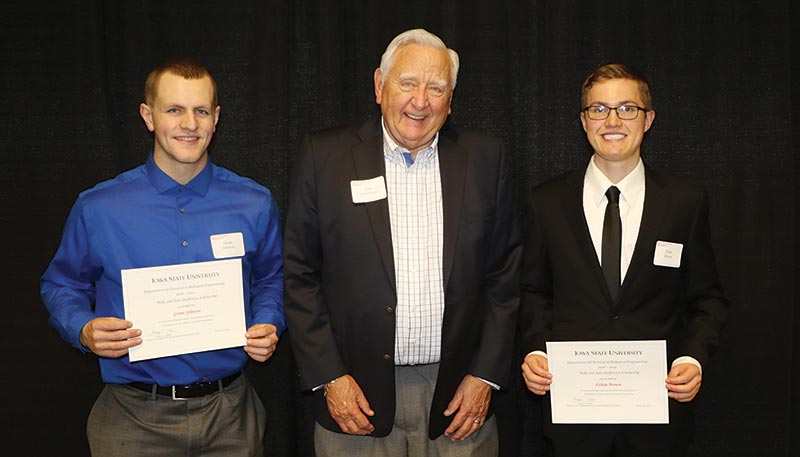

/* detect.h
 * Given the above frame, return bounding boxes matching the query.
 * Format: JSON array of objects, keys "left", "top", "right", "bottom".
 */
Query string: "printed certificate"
[
  {"left": 546, "top": 340, "right": 669, "bottom": 424},
  {"left": 122, "top": 258, "right": 246, "bottom": 362}
]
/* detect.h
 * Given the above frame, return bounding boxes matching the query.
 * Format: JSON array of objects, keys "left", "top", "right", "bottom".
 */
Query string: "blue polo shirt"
[{"left": 41, "top": 153, "right": 285, "bottom": 385}]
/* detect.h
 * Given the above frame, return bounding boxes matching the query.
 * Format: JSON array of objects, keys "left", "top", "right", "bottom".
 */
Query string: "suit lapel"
[
  {"left": 620, "top": 167, "right": 670, "bottom": 299},
  {"left": 351, "top": 120, "right": 396, "bottom": 291},
  {"left": 562, "top": 169, "right": 613, "bottom": 303},
  {"left": 438, "top": 131, "right": 467, "bottom": 293}
]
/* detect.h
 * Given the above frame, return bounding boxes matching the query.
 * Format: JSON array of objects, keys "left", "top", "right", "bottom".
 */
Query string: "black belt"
[{"left": 127, "top": 372, "right": 241, "bottom": 399}]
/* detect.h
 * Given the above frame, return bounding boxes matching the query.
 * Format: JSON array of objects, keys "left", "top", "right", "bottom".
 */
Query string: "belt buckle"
[{"left": 171, "top": 385, "right": 189, "bottom": 401}]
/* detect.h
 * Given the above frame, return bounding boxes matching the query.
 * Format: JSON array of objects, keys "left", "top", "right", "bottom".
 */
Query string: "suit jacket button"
[
  {"left": 385, "top": 306, "right": 393, "bottom": 314},
  {"left": 383, "top": 354, "right": 392, "bottom": 361},
  {"left": 609, "top": 312, "right": 620, "bottom": 320}
]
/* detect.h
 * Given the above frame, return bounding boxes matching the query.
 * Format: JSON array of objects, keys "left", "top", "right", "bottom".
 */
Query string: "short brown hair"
[
  {"left": 581, "top": 63, "right": 652, "bottom": 109},
  {"left": 144, "top": 58, "right": 218, "bottom": 106}
]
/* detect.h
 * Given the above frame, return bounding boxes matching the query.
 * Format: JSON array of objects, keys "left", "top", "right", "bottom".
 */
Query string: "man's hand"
[
  {"left": 443, "top": 375, "right": 492, "bottom": 441},
  {"left": 79, "top": 317, "right": 141, "bottom": 358},
  {"left": 666, "top": 363, "right": 702, "bottom": 402},
  {"left": 521, "top": 353, "right": 552, "bottom": 395},
  {"left": 324, "top": 374, "right": 375, "bottom": 435},
  {"left": 244, "top": 323, "right": 279, "bottom": 362}
]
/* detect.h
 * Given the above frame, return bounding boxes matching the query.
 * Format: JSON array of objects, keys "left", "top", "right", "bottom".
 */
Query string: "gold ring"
[{"left": 473, "top": 418, "right": 481, "bottom": 424}]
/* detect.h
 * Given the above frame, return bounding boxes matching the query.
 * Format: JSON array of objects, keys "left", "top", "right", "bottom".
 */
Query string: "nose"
[
  {"left": 180, "top": 112, "right": 198, "bottom": 130},
  {"left": 410, "top": 85, "right": 428, "bottom": 109},
  {"left": 604, "top": 109, "right": 622, "bottom": 127}
]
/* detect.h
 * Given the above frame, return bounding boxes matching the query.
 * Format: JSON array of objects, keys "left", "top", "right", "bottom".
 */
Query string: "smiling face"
[
  {"left": 374, "top": 43, "right": 453, "bottom": 154},
  {"left": 580, "top": 78, "right": 655, "bottom": 174},
  {"left": 139, "top": 72, "right": 220, "bottom": 183}
]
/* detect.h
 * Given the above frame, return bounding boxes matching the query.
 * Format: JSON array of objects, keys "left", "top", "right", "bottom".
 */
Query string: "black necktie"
[{"left": 602, "top": 186, "right": 622, "bottom": 302}]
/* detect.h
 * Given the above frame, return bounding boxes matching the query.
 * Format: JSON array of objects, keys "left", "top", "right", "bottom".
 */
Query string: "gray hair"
[{"left": 379, "top": 28, "right": 460, "bottom": 89}]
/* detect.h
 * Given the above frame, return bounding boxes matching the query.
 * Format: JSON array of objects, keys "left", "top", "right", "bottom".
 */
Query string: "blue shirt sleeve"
[
  {"left": 248, "top": 195, "right": 286, "bottom": 334},
  {"left": 40, "top": 196, "right": 101, "bottom": 351}
]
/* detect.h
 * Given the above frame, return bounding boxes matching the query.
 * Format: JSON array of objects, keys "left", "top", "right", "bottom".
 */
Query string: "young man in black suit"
[{"left": 519, "top": 63, "right": 728, "bottom": 457}]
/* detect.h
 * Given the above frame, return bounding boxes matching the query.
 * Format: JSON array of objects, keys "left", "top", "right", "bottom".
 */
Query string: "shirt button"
[
  {"left": 609, "top": 312, "right": 620, "bottom": 320},
  {"left": 410, "top": 339, "right": 417, "bottom": 345},
  {"left": 182, "top": 241, "right": 188, "bottom": 247},
  {"left": 179, "top": 187, "right": 185, "bottom": 192},
  {"left": 179, "top": 208, "right": 185, "bottom": 213},
  {"left": 383, "top": 354, "right": 392, "bottom": 362},
  {"left": 385, "top": 306, "right": 393, "bottom": 314}
]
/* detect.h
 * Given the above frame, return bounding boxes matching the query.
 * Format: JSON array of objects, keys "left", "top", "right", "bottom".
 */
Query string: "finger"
[
  {"left": 246, "top": 335, "right": 277, "bottom": 350},
  {"left": 336, "top": 413, "right": 372, "bottom": 435},
  {"left": 243, "top": 346, "right": 272, "bottom": 362},
  {"left": 449, "top": 416, "right": 479, "bottom": 441},
  {"left": 351, "top": 414, "right": 375, "bottom": 433},
  {"left": 522, "top": 366, "right": 550, "bottom": 386},
  {"left": 522, "top": 361, "right": 552, "bottom": 383},
  {"left": 525, "top": 382, "right": 549, "bottom": 395},
  {"left": 444, "top": 415, "right": 466, "bottom": 438},
  {"left": 668, "top": 389, "right": 698, "bottom": 402},
  {"left": 246, "top": 323, "right": 278, "bottom": 338},
  {"left": 355, "top": 391, "right": 375, "bottom": 416},
  {"left": 94, "top": 318, "right": 134, "bottom": 331}
]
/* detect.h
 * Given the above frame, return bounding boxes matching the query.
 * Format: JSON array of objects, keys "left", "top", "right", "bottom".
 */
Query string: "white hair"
[{"left": 379, "top": 28, "right": 460, "bottom": 89}]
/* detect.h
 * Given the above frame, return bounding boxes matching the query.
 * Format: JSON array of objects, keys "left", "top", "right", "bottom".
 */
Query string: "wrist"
[{"left": 323, "top": 375, "right": 343, "bottom": 397}]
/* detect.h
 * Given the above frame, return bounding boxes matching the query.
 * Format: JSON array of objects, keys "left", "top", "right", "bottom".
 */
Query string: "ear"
[
  {"left": 580, "top": 111, "right": 588, "bottom": 132},
  {"left": 139, "top": 103, "right": 155, "bottom": 132},
  {"left": 373, "top": 68, "right": 383, "bottom": 105},
  {"left": 213, "top": 105, "right": 221, "bottom": 131},
  {"left": 643, "top": 109, "right": 656, "bottom": 132}
]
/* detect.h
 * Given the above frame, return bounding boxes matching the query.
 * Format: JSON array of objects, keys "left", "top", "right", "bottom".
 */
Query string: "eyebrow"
[
  {"left": 589, "top": 100, "right": 639, "bottom": 106},
  {"left": 397, "top": 73, "right": 449, "bottom": 87}
]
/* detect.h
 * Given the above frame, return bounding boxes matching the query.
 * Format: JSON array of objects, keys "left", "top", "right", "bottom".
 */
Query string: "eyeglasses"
[{"left": 583, "top": 104, "right": 648, "bottom": 120}]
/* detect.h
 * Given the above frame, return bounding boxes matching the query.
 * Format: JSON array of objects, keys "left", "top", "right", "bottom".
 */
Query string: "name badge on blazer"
[
  {"left": 351, "top": 176, "right": 387, "bottom": 203},
  {"left": 653, "top": 240, "right": 683, "bottom": 268}
]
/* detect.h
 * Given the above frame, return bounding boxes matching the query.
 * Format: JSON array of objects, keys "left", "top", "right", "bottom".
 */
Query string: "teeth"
[
  {"left": 176, "top": 136, "right": 198, "bottom": 141},
  {"left": 406, "top": 113, "right": 425, "bottom": 120},
  {"left": 603, "top": 134, "right": 625, "bottom": 140}
]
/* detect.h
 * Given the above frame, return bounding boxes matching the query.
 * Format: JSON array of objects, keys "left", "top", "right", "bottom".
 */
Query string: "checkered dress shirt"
[{"left": 382, "top": 122, "right": 445, "bottom": 366}]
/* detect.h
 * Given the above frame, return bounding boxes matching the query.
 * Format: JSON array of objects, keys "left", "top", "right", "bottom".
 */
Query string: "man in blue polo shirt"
[{"left": 40, "top": 58, "right": 284, "bottom": 457}]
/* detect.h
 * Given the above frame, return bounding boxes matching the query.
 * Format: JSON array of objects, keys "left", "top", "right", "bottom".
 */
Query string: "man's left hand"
[
  {"left": 243, "top": 324, "right": 279, "bottom": 362},
  {"left": 666, "top": 363, "right": 702, "bottom": 402},
  {"left": 443, "top": 374, "right": 492, "bottom": 441}
]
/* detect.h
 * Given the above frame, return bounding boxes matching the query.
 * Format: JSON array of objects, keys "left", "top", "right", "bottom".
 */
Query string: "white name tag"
[
  {"left": 653, "top": 240, "right": 683, "bottom": 268},
  {"left": 351, "top": 176, "right": 387, "bottom": 203},
  {"left": 210, "top": 232, "right": 245, "bottom": 259}
]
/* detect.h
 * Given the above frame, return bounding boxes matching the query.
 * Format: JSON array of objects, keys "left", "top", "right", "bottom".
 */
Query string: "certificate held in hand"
[
  {"left": 122, "top": 258, "right": 246, "bottom": 362},
  {"left": 546, "top": 340, "right": 669, "bottom": 424}
]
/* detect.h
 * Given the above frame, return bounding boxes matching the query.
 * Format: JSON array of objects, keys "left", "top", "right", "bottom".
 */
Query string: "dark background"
[{"left": 2, "top": 1, "right": 797, "bottom": 456}]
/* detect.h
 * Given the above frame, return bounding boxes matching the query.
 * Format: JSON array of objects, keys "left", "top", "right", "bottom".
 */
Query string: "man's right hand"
[
  {"left": 80, "top": 317, "right": 142, "bottom": 358},
  {"left": 324, "top": 374, "right": 375, "bottom": 435},
  {"left": 521, "top": 353, "right": 552, "bottom": 395}
]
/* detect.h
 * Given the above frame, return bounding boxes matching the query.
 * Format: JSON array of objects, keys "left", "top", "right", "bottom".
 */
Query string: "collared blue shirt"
[{"left": 41, "top": 153, "right": 285, "bottom": 385}]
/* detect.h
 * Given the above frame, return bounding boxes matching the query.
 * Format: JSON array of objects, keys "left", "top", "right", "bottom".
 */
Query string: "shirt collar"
[
  {"left": 380, "top": 117, "right": 439, "bottom": 166},
  {"left": 145, "top": 152, "right": 212, "bottom": 196},
  {"left": 585, "top": 156, "right": 645, "bottom": 207}
]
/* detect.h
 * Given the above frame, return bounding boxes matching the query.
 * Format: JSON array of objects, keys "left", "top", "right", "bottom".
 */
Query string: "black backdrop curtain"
[{"left": 2, "top": 1, "right": 797, "bottom": 456}]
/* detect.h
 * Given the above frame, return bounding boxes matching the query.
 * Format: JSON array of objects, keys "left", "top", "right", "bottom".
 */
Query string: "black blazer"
[
  {"left": 519, "top": 163, "right": 728, "bottom": 449},
  {"left": 284, "top": 118, "right": 522, "bottom": 438}
]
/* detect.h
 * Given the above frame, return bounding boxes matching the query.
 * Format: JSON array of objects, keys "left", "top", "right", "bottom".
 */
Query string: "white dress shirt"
[{"left": 583, "top": 156, "right": 645, "bottom": 282}]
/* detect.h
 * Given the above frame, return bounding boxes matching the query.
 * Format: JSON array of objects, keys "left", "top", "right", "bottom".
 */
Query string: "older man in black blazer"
[
  {"left": 284, "top": 28, "right": 521, "bottom": 457},
  {"left": 520, "top": 64, "right": 728, "bottom": 457}
]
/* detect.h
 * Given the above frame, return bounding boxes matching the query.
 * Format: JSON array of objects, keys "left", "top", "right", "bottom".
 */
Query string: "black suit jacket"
[
  {"left": 519, "top": 162, "right": 728, "bottom": 450},
  {"left": 284, "top": 119, "right": 522, "bottom": 438}
]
